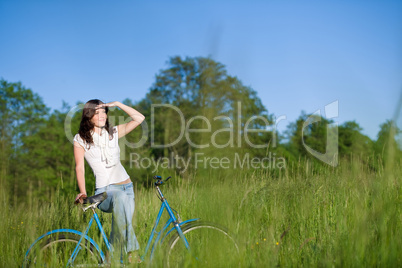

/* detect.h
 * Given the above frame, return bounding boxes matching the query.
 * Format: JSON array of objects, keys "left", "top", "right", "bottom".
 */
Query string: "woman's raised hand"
[{"left": 96, "top": 101, "right": 120, "bottom": 109}]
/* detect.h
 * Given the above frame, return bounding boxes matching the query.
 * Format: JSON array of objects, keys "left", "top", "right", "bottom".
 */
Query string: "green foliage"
[
  {"left": 0, "top": 79, "right": 49, "bottom": 198},
  {"left": 0, "top": 79, "right": 49, "bottom": 144},
  {"left": 286, "top": 111, "right": 333, "bottom": 158},
  {"left": 19, "top": 105, "right": 80, "bottom": 197},
  {"left": 1, "top": 56, "right": 400, "bottom": 198},
  {"left": 375, "top": 120, "right": 402, "bottom": 158},
  {"left": 136, "top": 56, "right": 274, "bottom": 177},
  {"left": 1, "top": 158, "right": 400, "bottom": 267},
  {"left": 338, "top": 121, "right": 374, "bottom": 156}
]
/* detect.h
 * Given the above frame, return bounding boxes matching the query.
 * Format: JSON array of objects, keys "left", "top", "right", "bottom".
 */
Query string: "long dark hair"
[{"left": 78, "top": 99, "right": 114, "bottom": 145}]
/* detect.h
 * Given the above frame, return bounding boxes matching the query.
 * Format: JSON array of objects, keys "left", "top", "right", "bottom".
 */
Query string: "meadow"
[{"left": 0, "top": 156, "right": 400, "bottom": 267}]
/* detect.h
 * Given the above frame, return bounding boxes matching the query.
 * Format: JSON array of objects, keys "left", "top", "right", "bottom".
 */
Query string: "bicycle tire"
[
  {"left": 165, "top": 222, "right": 240, "bottom": 267},
  {"left": 23, "top": 232, "right": 102, "bottom": 267}
]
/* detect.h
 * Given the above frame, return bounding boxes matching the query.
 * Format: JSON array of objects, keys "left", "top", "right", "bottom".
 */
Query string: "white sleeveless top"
[{"left": 73, "top": 126, "right": 129, "bottom": 189}]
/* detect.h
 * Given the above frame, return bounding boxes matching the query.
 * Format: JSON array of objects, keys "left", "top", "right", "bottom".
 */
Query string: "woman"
[{"left": 73, "top": 99, "right": 145, "bottom": 263}]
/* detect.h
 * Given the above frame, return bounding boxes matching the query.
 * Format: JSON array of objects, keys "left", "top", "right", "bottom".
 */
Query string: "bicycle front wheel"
[
  {"left": 166, "top": 222, "right": 240, "bottom": 267},
  {"left": 23, "top": 232, "right": 102, "bottom": 267}
]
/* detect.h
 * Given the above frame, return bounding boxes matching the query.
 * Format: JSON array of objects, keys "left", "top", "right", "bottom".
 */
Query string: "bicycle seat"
[{"left": 83, "top": 192, "right": 107, "bottom": 204}]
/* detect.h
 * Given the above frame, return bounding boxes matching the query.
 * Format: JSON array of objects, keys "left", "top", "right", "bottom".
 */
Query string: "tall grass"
[{"left": 1, "top": 156, "right": 401, "bottom": 267}]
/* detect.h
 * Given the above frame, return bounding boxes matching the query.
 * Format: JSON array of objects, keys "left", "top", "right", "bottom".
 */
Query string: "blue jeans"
[{"left": 95, "top": 182, "right": 140, "bottom": 253}]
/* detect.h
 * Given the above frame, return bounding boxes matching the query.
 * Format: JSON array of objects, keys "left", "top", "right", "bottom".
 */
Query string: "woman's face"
[{"left": 91, "top": 108, "right": 107, "bottom": 128}]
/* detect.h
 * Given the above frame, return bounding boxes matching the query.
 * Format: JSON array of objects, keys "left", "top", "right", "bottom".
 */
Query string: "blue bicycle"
[{"left": 23, "top": 176, "right": 239, "bottom": 267}]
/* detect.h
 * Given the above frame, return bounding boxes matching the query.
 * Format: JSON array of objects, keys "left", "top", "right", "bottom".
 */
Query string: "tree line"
[{"left": 1, "top": 56, "right": 400, "bottom": 201}]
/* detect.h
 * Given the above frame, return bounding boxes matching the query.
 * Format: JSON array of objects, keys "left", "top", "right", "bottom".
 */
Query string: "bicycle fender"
[
  {"left": 162, "top": 218, "right": 200, "bottom": 242},
  {"left": 23, "top": 229, "right": 105, "bottom": 265}
]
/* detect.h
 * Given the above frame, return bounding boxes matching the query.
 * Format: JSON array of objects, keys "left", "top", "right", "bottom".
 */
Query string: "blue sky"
[{"left": 0, "top": 0, "right": 401, "bottom": 140}]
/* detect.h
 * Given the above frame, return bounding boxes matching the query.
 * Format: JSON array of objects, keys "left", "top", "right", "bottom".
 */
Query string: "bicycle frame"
[
  {"left": 82, "top": 185, "right": 200, "bottom": 263},
  {"left": 142, "top": 185, "right": 199, "bottom": 261},
  {"left": 68, "top": 209, "right": 112, "bottom": 265}
]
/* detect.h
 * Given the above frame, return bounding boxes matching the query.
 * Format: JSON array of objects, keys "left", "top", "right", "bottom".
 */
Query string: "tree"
[
  {"left": 19, "top": 104, "right": 81, "bottom": 197},
  {"left": 338, "top": 121, "right": 373, "bottom": 156},
  {"left": 0, "top": 79, "right": 48, "bottom": 196},
  {"left": 286, "top": 111, "right": 334, "bottom": 158},
  {"left": 375, "top": 120, "right": 402, "bottom": 164},
  {"left": 137, "top": 56, "right": 274, "bottom": 174}
]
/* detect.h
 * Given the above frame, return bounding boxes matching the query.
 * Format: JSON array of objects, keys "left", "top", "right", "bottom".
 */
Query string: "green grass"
[{"left": 1, "top": 157, "right": 401, "bottom": 267}]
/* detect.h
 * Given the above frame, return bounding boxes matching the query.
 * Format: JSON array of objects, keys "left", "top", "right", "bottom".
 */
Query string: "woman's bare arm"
[
  {"left": 98, "top": 101, "right": 145, "bottom": 138},
  {"left": 74, "top": 142, "right": 87, "bottom": 202}
]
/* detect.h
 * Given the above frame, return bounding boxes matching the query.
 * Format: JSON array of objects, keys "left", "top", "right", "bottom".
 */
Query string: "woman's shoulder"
[
  {"left": 73, "top": 134, "right": 88, "bottom": 150},
  {"left": 73, "top": 133, "right": 84, "bottom": 142}
]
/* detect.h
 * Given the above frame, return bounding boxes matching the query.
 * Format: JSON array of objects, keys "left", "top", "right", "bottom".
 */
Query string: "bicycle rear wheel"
[
  {"left": 23, "top": 233, "right": 102, "bottom": 267},
  {"left": 166, "top": 222, "right": 240, "bottom": 267}
]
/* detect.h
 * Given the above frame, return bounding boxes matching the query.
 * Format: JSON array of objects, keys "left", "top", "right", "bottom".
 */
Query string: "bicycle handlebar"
[{"left": 153, "top": 175, "right": 171, "bottom": 186}]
